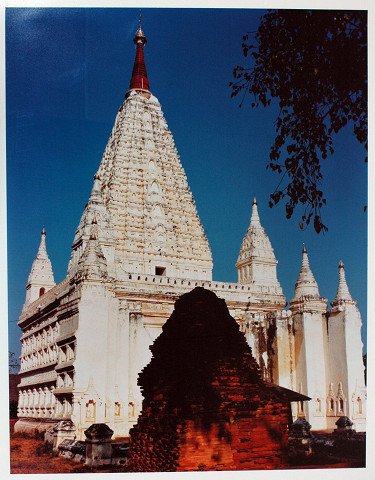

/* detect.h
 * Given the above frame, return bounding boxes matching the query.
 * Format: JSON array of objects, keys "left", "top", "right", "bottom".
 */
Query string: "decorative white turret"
[
  {"left": 330, "top": 260, "right": 355, "bottom": 307},
  {"left": 291, "top": 245, "right": 321, "bottom": 301},
  {"left": 76, "top": 232, "right": 108, "bottom": 281},
  {"left": 23, "top": 228, "right": 56, "bottom": 310},
  {"left": 235, "top": 198, "right": 282, "bottom": 292},
  {"left": 68, "top": 173, "right": 115, "bottom": 277}
]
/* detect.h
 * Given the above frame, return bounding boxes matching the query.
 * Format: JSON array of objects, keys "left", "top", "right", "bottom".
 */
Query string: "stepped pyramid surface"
[
  {"left": 68, "top": 91, "right": 213, "bottom": 280},
  {"left": 67, "top": 21, "right": 212, "bottom": 280}
]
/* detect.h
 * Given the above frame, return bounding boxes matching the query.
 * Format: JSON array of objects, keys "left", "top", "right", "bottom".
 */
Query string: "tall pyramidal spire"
[
  {"left": 71, "top": 16, "right": 213, "bottom": 281},
  {"left": 23, "top": 228, "right": 56, "bottom": 310},
  {"left": 331, "top": 260, "right": 355, "bottom": 306},
  {"left": 235, "top": 198, "right": 283, "bottom": 293},
  {"left": 128, "top": 12, "right": 150, "bottom": 93}
]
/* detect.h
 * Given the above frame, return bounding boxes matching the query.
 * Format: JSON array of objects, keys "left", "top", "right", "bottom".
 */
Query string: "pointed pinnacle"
[{"left": 249, "top": 197, "right": 261, "bottom": 228}]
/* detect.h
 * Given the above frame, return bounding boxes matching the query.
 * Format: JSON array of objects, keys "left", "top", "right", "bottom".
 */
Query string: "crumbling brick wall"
[{"left": 129, "top": 287, "right": 290, "bottom": 471}]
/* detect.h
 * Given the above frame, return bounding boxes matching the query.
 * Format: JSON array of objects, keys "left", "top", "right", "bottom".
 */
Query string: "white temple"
[{"left": 15, "top": 21, "right": 366, "bottom": 439}]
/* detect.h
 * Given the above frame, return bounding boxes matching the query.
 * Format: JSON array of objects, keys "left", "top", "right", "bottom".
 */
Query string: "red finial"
[{"left": 128, "top": 12, "right": 150, "bottom": 92}]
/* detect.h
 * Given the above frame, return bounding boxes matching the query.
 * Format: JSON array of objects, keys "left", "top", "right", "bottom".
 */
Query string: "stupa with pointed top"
[
  {"left": 331, "top": 260, "right": 355, "bottom": 306},
  {"left": 236, "top": 197, "right": 283, "bottom": 293},
  {"left": 291, "top": 245, "right": 322, "bottom": 301},
  {"left": 23, "top": 228, "right": 55, "bottom": 311},
  {"left": 15, "top": 18, "right": 366, "bottom": 442}
]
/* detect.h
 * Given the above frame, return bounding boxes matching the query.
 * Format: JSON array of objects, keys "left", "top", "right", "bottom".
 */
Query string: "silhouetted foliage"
[
  {"left": 9, "top": 351, "right": 20, "bottom": 374},
  {"left": 230, "top": 10, "right": 367, "bottom": 233}
]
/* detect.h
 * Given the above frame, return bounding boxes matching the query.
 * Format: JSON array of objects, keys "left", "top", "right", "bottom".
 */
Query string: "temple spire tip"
[
  {"left": 128, "top": 13, "right": 150, "bottom": 93},
  {"left": 331, "top": 258, "right": 354, "bottom": 305},
  {"left": 249, "top": 196, "right": 261, "bottom": 228},
  {"left": 133, "top": 10, "right": 147, "bottom": 45}
]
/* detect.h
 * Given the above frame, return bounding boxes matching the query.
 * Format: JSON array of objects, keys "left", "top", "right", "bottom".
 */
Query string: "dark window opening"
[
  {"left": 155, "top": 267, "right": 166, "bottom": 276},
  {"left": 39, "top": 287, "right": 45, "bottom": 297}
]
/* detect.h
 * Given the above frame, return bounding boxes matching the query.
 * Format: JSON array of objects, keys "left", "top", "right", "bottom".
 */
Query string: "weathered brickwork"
[{"left": 129, "top": 288, "right": 290, "bottom": 471}]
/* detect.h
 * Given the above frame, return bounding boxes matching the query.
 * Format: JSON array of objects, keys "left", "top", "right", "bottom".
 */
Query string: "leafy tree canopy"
[{"left": 230, "top": 10, "right": 367, "bottom": 233}]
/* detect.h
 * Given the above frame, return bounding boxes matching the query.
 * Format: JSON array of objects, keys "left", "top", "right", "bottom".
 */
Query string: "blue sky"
[{"left": 6, "top": 7, "right": 367, "bottom": 358}]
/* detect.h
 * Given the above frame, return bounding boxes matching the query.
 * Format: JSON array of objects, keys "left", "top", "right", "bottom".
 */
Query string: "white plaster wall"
[
  {"left": 343, "top": 305, "right": 366, "bottom": 431},
  {"left": 326, "top": 310, "right": 348, "bottom": 429},
  {"left": 112, "top": 305, "right": 131, "bottom": 436},
  {"left": 128, "top": 311, "right": 163, "bottom": 423},
  {"left": 72, "top": 283, "right": 114, "bottom": 436},
  {"left": 275, "top": 315, "right": 294, "bottom": 390},
  {"left": 293, "top": 314, "right": 307, "bottom": 394},
  {"left": 74, "top": 285, "right": 111, "bottom": 391},
  {"left": 294, "top": 312, "right": 328, "bottom": 430}
]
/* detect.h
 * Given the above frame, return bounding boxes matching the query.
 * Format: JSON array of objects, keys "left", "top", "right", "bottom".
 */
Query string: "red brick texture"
[{"left": 129, "top": 287, "right": 290, "bottom": 472}]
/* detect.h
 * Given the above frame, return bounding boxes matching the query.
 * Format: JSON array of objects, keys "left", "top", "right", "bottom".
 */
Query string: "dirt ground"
[
  {"left": 9, "top": 432, "right": 128, "bottom": 474},
  {"left": 9, "top": 430, "right": 364, "bottom": 474}
]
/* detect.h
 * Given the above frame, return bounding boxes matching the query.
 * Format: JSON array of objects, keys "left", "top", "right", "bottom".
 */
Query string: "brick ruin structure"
[{"left": 129, "top": 287, "right": 291, "bottom": 471}]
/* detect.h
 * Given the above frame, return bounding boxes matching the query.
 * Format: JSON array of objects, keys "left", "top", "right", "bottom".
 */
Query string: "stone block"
[
  {"left": 85, "top": 423, "right": 114, "bottom": 466},
  {"left": 111, "top": 443, "right": 130, "bottom": 466},
  {"left": 52, "top": 420, "right": 76, "bottom": 451},
  {"left": 334, "top": 416, "right": 355, "bottom": 438},
  {"left": 58, "top": 439, "right": 86, "bottom": 463},
  {"left": 44, "top": 425, "right": 56, "bottom": 445}
]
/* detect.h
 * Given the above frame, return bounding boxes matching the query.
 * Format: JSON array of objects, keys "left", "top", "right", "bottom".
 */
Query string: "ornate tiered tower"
[
  {"left": 236, "top": 198, "right": 282, "bottom": 292},
  {"left": 23, "top": 228, "right": 55, "bottom": 311},
  {"left": 68, "top": 22, "right": 213, "bottom": 282}
]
